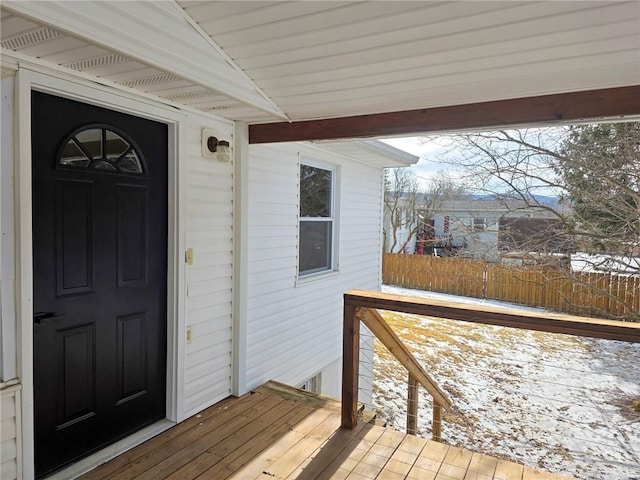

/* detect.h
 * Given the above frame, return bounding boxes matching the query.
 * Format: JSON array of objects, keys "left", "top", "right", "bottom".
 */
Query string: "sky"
[
  {"left": 381, "top": 136, "right": 459, "bottom": 184},
  {"left": 381, "top": 132, "right": 564, "bottom": 197}
]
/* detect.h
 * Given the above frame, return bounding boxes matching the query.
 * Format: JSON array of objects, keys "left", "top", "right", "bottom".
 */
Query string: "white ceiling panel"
[
  {"left": 181, "top": 0, "right": 639, "bottom": 122},
  {"left": 1, "top": 1, "right": 638, "bottom": 126}
]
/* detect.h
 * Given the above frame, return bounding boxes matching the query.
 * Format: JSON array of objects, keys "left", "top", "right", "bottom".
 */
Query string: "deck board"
[{"left": 78, "top": 383, "right": 575, "bottom": 480}]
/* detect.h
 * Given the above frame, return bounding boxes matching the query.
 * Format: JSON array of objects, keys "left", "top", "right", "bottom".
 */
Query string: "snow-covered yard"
[{"left": 371, "top": 286, "right": 640, "bottom": 480}]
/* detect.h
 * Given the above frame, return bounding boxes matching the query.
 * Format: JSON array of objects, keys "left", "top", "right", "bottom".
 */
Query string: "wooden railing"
[
  {"left": 355, "top": 307, "right": 452, "bottom": 440},
  {"left": 341, "top": 289, "right": 640, "bottom": 437}
]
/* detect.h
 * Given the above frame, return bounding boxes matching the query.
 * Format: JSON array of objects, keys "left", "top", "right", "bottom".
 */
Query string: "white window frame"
[
  {"left": 297, "top": 158, "right": 337, "bottom": 280},
  {"left": 472, "top": 217, "right": 486, "bottom": 232}
]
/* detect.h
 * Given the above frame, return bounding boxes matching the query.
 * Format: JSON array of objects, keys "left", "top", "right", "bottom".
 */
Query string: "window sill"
[{"left": 296, "top": 269, "right": 340, "bottom": 287}]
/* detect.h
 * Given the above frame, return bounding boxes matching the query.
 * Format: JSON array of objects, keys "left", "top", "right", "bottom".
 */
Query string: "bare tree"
[
  {"left": 384, "top": 168, "right": 463, "bottom": 254},
  {"left": 428, "top": 124, "right": 640, "bottom": 319},
  {"left": 384, "top": 168, "right": 419, "bottom": 254}
]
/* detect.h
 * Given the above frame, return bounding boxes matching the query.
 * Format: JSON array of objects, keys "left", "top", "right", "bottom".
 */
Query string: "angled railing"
[
  {"left": 357, "top": 307, "right": 452, "bottom": 440},
  {"left": 341, "top": 289, "right": 640, "bottom": 440}
]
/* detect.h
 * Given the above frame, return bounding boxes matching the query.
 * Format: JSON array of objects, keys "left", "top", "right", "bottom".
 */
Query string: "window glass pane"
[
  {"left": 117, "top": 151, "right": 143, "bottom": 173},
  {"left": 300, "top": 165, "right": 331, "bottom": 217},
  {"left": 299, "top": 221, "right": 332, "bottom": 274},
  {"left": 92, "top": 160, "right": 117, "bottom": 171},
  {"left": 75, "top": 128, "right": 102, "bottom": 159},
  {"left": 57, "top": 127, "right": 145, "bottom": 175},
  {"left": 60, "top": 139, "right": 91, "bottom": 167},
  {"left": 105, "top": 130, "right": 129, "bottom": 160}
]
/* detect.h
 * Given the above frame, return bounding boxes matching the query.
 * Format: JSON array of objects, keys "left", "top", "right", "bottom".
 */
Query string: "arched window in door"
[{"left": 57, "top": 125, "right": 145, "bottom": 174}]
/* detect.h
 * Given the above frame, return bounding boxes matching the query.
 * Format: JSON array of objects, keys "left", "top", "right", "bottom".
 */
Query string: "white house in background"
[
  {"left": 422, "top": 197, "right": 563, "bottom": 261},
  {"left": 0, "top": 1, "right": 637, "bottom": 479}
]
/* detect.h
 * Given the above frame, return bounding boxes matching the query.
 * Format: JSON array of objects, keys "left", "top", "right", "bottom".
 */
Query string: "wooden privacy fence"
[{"left": 382, "top": 254, "right": 640, "bottom": 321}]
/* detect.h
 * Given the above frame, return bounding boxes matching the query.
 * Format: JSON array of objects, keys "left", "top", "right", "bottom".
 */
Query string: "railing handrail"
[
  {"left": 341, "top": 289, "right": 640, "bottom": 434},
  {"left": 345, "top": 289, "right": 640, "bottom": 342},
  {"left": 357, "top": 307, "right": 452, "bottom": 409}
]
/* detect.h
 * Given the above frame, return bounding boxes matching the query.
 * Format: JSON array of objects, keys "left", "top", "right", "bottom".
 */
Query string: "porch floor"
[{"left": 78, "top": 382, "right": 573, "bottom": 480}]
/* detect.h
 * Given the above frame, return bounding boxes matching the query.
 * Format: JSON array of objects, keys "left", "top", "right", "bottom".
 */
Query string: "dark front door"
[{"left": 32, "top": 91, "right": 168, "bottom": 478}]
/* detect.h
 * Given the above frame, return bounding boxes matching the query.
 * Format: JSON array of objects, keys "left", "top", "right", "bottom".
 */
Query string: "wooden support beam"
[
  {"left": 249, "top": 86, "right": 640, "bottom": 143},
  {"left": 407, "top": 373, "right": 418, "bottom": 436},
  {"left": 341, "top": 303, "right": 360, "bottom": 429}
]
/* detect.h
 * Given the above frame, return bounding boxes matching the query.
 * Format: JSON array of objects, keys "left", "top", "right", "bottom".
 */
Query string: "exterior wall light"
[{"left": 202, "top": 128, "right": 231, "bottom": 162}]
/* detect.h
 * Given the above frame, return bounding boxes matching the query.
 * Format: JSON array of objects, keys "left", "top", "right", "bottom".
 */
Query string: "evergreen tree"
[{"left": 557, "top": 123, "right": 640, "bottom": 255}]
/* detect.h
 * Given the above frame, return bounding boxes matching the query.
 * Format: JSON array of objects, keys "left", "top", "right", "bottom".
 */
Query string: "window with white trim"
[
  {"left": 472, "top": 217, "right": 486, "bottom": 232},
  {"left": 299, "top": 162, "right": 335, "bottom": 276}
]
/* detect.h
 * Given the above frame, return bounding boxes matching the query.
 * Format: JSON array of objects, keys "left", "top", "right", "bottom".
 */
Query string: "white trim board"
[{"left": 14, "top": 67, "right": 188, "bottom": 478}]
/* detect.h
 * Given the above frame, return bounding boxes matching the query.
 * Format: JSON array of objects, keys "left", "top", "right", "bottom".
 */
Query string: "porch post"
[{"left": 341, "top": 302, "right": 359, "bottom": 429}]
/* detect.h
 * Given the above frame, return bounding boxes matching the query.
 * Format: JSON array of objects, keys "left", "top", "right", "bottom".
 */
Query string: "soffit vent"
[
  {"left": 122, "top": 73, "right": 178, "bottom": 88},
  {"left": 165, "top": 90, "right": 222, "bottom": 102},
  {"left": 1, "top": 27, "right": 62, "bottom": 50},
  {"left": 204, "top": 102, "right": 247, "bottom": 112},
  {"left": 63, "top": 53, "right": 129, "bottom": 71}
]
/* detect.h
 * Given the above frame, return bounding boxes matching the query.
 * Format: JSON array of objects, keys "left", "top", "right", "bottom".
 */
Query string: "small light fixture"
[
  {"left": 216, "top": 140, "right": 230, "bottom": 162},
  {"left": 202, "top": 128, "right": 231, "bottom": 162},
  {"left": 207, "top": 136, "right": 218, "bottom": 153}
]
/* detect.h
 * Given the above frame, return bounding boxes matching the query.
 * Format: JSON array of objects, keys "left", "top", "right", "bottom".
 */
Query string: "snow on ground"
[{"left": 370, "top": 286, "right": 640, "bottom": 480}]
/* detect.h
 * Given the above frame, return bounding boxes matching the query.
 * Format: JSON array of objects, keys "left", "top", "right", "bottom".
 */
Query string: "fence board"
[{"left": 382, "top": 254, "right": 639, "bottom": 321}]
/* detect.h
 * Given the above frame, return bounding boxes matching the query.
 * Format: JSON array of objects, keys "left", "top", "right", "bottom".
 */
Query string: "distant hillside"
[{"left": 471, "top": 194, "right": 560, "bottom": 207}]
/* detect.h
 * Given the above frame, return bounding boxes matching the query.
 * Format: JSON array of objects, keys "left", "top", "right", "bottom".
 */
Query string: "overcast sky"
[
  {"left": 381, "top": 135, "right": 468, "bottom": 185},
  {"left": 382, "top": 134, "right": 564, "bottom": 197}
]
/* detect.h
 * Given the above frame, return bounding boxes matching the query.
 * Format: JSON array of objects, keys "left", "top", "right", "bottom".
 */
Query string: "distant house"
[{"left": 418, "top": 197, "right": 566, "bottom": 262}]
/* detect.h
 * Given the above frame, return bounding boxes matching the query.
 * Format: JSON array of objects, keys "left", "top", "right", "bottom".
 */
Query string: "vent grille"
[
  {"left": 204, "top": 102, "right": 246, "bottom": 112},
  {"left": 63, "top": 53, "right": 129, "bottom": 71},
  {"left": 165, "top": 90, "right": 222, "bottom": 102},
  {"left": 122, "top": 73, "right": 178, "bottom": 88},
  {"left": 1, "top": 27, "right": 62, "bottom": 50}
]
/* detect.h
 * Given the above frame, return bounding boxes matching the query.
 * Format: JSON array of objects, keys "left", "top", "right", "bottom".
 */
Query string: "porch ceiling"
[{"left": 1, "top": 1, "right": 639, "bottom": 133}]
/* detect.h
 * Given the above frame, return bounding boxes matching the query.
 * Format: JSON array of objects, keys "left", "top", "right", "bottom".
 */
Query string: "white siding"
[
  {"left": 245, "top": 142, "right": 383, "bottom": 396},
  {"left": 1, "top": 75, "right": 16, "bottom": 383},
  {"left": 183, "top": 114, "right": 235, "bottom": 416},
  {"left": 1, "top": 386, "right": 20, "bottom": 480},
  {"left": 0, "top": 75, "right": 19, "bottom": 480}
]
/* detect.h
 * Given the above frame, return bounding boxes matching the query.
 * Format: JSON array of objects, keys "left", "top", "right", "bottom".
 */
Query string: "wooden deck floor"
[{"left": 78, "top": 382, "right": 573, "bottom": 480}]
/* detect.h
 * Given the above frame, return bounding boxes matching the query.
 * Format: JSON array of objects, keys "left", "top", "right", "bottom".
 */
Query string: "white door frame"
[{"left": 15, "top": 66, "right": 187, "bottom": 478}]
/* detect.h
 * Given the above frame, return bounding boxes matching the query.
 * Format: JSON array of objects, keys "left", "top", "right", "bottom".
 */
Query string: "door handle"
[{"left": 34, "top": 312, "right": 55, "bottom": 325}]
